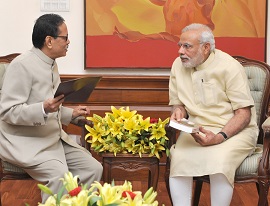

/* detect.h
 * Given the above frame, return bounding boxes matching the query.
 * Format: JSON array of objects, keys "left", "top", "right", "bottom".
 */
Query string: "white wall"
[{"left": 0, "top": 0, "right": 269, "bottom": 75}]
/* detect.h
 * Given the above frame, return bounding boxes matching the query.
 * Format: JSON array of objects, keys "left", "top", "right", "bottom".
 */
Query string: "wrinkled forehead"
[{"left": 180, "top": 29, "right": 202, "bottom": 44}]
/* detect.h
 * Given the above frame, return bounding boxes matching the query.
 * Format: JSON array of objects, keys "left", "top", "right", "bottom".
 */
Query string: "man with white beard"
[{"left": 168, "top": 23, "right": 258, "bottom": 206}]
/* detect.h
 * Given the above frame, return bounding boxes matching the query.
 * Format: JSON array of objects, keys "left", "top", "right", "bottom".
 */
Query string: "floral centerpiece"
[
  {"left": 37, "top": 172, "right": 162, "bottom": 206},
  {"left": 85, "top": 106, "right": 170, "bottom": 159}
]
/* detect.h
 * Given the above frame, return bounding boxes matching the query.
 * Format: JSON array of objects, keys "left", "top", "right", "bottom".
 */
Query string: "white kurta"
[{"left": 169, "top": 49, "right": 258, "bottom": 186}]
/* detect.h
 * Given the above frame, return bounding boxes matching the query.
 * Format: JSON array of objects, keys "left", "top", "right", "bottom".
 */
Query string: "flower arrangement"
[
  {"left": 37, "top": 172, "right": 162, "bottom": 206},
  {"left": 85, "top": 106, "right": 170, "bottom": 159}
]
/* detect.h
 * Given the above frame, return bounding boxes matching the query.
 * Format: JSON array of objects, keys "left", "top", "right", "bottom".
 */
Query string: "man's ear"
[
  {"left": 203, "top": 42, "right": 211, "bottom": 54},
  {"left": 44, "top": 36, "right": 53, "bottom": 49}
]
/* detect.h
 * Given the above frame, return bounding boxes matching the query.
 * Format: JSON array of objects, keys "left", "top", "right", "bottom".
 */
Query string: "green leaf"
[
  {"left": 94, "top": 144, "right": 103, "bottom": 151},
  {"left": 89, "top": 196, "right": 100, "bottom": 205},
  {"left": 166, "top": 148, "right": 170, "bottom": 157},
  {"left": 160, "top": 138, "right": 165, "bottom": 144},
  {"left": 108, "top": 113, "right": 115, "bottom": 121},
  {"left": 111, "top": 179, "right": 115, "bottom": 186},
  {"left": 56, "top": 185, "right": 66, "bottom": 204},
  {"left": 93, "top": 114, "right": 103, "bottom": 122},
  {"left": 37, "top": 184, "right": 54, "bottom": 195}
]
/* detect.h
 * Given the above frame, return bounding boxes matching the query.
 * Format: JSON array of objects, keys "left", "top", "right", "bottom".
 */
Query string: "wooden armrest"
[
  {"left": 76, "top": 118, "right": 93, "bottom": 127},
  {"left": 75, "top": 118, "right": 93, "bottom": 151},
  {"left": 165, "top": 124, "right": 177, "bottom": 147},
  {"left": 258, "top": 129, "right": 270, "bottom": 175},
  {"left": 262, "top": 117, "right": 270, "bottom": 131},
  {"left": 68, "top": 113, "right": 93, "bottom": 128}
]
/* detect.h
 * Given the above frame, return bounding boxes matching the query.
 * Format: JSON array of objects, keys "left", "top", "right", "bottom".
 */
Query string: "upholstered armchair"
[
  {"left": 0, "top": 54, "right": 29, "bottom": 178},
  {"left": 164, "top": 56, "right": 270, "bottom": 206}
]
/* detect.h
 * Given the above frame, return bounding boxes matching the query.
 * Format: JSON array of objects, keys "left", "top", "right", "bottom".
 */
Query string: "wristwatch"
[{"left": 218, "top": 131, "right": 228, "bottom": 141}]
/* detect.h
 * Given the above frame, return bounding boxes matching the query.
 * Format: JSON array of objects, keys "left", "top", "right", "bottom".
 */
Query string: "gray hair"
[{"left": 182, "top": 23, "right": 215, "bottom": 52}]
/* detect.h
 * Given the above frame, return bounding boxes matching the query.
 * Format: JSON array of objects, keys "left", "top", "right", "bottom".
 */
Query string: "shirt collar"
[
  {"left": 195, "top": 50, "right": 215, "bottom": 71},
  {"left": 30, "top": 47, "right": 55, "bottom": 66}
]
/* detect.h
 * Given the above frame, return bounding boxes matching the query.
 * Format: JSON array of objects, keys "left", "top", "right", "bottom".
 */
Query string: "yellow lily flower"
[
  {"left": 39, "top": 173, "right": 161, "bottom": 206},
  {"left": 119, "top": 106, "right": 137, "bottom": 120},
  {"left": 124, "top": 117, "right": 140, "bottom": 134},
  {"left": 60, "top": 172, "right": 79, "bottom": 192},
  {"left": 61, "top": 190, "right": 90, "bottom": 206},
  {"left": 139, "top": 117, "right": 151, "bottom": 131},
  {"left": 110, "top": 105, "right": 122, "bottom": 118},
  {"left": 85, "top": 106, "right": 170, "bottom": 159},
  {"left": 38, "top": 195, "right": 57, "bottom": 206}
]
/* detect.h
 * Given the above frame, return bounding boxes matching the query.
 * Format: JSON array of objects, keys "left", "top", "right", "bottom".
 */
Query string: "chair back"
[
  {"left": 233, "top": 56, "right": 270, "bottom": 144},
  {"left": 0, "top": 53, "right": 26, "bottom": 177},
  {"left": 0, "top": 53, "right": 20, "bottom": 95}
]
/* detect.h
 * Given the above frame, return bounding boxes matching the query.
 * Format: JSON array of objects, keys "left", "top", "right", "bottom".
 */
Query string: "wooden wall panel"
[
  {"left": 89, "top": 89, "right": 169, "bottom": 105},
  {"left": 61, "top": 75, "right": 171, "bottom": 134}
]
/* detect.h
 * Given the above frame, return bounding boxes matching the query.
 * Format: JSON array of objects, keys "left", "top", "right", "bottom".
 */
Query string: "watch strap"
[{"left": 218, "top": 131, "right": 228, "bottom": 140}]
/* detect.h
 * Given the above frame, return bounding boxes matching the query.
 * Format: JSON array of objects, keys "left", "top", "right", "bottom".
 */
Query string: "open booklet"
[
  {"left": 169, "top": 118, "right": 199, "bottom": 133},
  {"left": 54, "top": 76, "right": 102, "bottom": 102}
]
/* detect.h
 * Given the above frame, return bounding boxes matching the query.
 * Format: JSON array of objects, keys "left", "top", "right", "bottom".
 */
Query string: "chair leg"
[
  {"left": 0, "top": 183, "right": 2, "bottom": 206},
  {"left": 148, "top": 162, "right": 159, "bottom": 191},
  {"left": 257, "top": 180, "right": 269, "bottom": 206},
  {"left": 164, "top": 174, "right": 173, "bottom": 205},
  {"left": 164, "top": 159, "right": 173, "bottom": 205},
  {"left": 193, "top": 180, "right": 203, "bottom": 206}
]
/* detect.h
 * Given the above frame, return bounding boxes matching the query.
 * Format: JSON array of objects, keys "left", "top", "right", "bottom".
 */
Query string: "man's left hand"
[{"left": 191, "top": 126, "right": 224, "bottom": 146}]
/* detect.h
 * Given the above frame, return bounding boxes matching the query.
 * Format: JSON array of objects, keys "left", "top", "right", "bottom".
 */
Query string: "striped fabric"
[
  {"left": 235, "top": 144, "right": 262, "bottom": 176},
  {"left": 0, "top": 63, "right": 7, "bottom": 92},
  {"left": 235, "top": 65, "right": 266, "bottom": 176},
  {"left": 2, "top": 161, "right": 26, "bottom": 174},
  {"left": 245, "top": 65, "right": 266, "bottom": 124}
]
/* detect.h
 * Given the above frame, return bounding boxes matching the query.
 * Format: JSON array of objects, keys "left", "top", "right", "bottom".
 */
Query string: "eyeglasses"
[
  {"left": 178, "top": 42, "right": 203, "bottom": 50},
  {"left": 54, "top": 35, "right": 68, "bottom": 41}
]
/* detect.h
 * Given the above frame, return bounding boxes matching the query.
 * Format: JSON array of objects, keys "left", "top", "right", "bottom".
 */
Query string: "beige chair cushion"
[
  {"left": 245, "top": 65, "right": 266, "bottom": 124},
  {"left": 0, "top": 63, "right": 27, "bottom": 175},
  {"left": 0, "top": 63, "right": 7, "bottom": 91},
  {"left": 2, "top": 160, "right": 26, "bottom": 174},
  {"left": 235, "top": 144, "right": 263, "bottom": 176},
  {"left": 234, "top": 65, "right": 266, "bottom": 176}
]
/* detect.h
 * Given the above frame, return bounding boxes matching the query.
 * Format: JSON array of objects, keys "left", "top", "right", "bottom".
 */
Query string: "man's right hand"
[
  {"left": 43, "top": 94, "right": 65, "bottom": 113},
  {"left": 170, "top": 105, "right": 186, "bottom": 121}
]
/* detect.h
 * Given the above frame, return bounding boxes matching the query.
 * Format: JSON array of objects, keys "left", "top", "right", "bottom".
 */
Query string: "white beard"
[{"left": 181, "top": 49, "right": 205, "bottom": 68}]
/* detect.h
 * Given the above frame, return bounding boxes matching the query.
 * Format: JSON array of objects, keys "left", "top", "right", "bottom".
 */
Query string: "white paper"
[{"left": 169, "top": 119, "right": 199, "bottom": 133}]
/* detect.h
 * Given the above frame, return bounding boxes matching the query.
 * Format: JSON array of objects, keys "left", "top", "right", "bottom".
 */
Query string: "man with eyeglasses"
[
  {"left": 0, "top": 14, "right": 103, "bottom": 203},
  {"left": 169, "top": 23, "right": 258, "bottom": 205}
]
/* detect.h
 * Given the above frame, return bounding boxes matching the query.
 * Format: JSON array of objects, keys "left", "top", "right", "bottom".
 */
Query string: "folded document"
[
  {"left": 54, "top": 76, "right": 101, "bottom": 102},
  {"left": 169, "top": 119, "right": 199, "bottom": 133}
]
